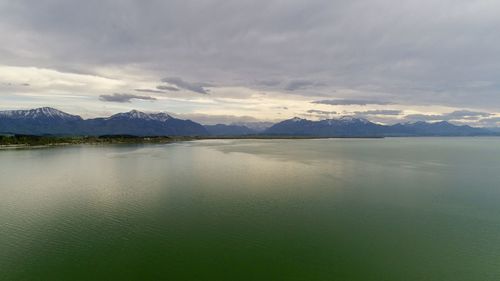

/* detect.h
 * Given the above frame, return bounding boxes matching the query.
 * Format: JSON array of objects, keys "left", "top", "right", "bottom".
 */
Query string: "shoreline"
[
  {"left": 0, "top": 135, "right": 386, "bottom": 150},
  {"left": 0, "top": 136, "right": 196, "bottom": 150},
  {"left": 2, "top": 134, "right": 498, "bottom": 150}
]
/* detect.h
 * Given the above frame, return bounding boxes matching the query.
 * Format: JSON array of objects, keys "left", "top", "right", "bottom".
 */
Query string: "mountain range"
[
  {"left": 0, "top": 107, "right": 497, "bottom": 137},
  {"left": 263, "top": 116, "right": 494, "bottom": 137},
  {"left": 0, "top": 107, "right": 208, "bottom": 136}
]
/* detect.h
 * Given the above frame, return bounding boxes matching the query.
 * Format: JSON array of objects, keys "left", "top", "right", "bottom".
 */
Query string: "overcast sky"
[{"left": 1, "top": 0, "right": 499, "bottom": 126}]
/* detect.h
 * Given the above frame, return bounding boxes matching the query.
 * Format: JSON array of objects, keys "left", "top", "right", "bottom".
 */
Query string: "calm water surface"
[{"left": 1, "top": 138, "right": 500, "bottom": 280}]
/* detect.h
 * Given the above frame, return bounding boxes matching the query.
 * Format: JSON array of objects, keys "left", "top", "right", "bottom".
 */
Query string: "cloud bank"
[
  {"left": 312, "top": 99, "right": 394, "bottom": 106},
  {"left": 99, "top": 93, "right": 157, "bottom": 103},
  {"left": 161, "top": 77, "right": 211, "bottom": 94},
  {"left": 1, "top": 0, "right": 500, "bottom": 125}
]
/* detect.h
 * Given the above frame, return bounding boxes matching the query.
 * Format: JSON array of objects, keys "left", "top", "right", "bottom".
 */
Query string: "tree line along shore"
[
  {"left": 0, "top": 134, "right": 200, "bottom": 147},
  {"left": 0, "top": 134, "right": 384, "bottom": 148}
]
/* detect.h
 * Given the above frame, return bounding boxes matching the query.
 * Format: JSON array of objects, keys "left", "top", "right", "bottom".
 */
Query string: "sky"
[{"left": 1, "top": 0, "right": 499, "bottom": 126}]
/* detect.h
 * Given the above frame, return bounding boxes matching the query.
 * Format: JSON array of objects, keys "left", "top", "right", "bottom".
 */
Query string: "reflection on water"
[{"left": 1, "top": 138, "right": 500, "bottom": 281}]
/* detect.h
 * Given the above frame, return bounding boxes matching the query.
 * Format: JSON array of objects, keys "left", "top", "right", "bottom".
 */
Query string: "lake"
[{"left": 1, "top": 138, "right": 500, "bottom": 280}]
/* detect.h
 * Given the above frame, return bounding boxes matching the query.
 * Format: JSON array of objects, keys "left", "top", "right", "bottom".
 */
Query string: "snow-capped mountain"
[
  {"left": 386, "top": 121, "right": 489, "bottom": 136},
  {"left": 84, "top": 110, "right": 207, "bottom": 136},
  {"left": 0, "top": 108, "right": 207, "bottom": 136},
  {"left": 149, "top": 113, "right": 173, "bottom": 122},
  {"left": 264, "top": 117, "right": 385, "bottom": 136},
  {"left": 0, "top": 107, "right": 83, "bottom": 135},
  {"left": 264, "top": 117, "right": 494, "bottom": 137},
  {"left": 336, "top": 116, "right": 371, "bottom": 124},
  {"left": 105, "top": 110, "right": 173, "bottom": 122},
  {"left": 0, "top": 107, "right": 82, "bottom": 121},
  {"left": 0, "top": 108, "right": 495, "bottom": 137},
  {"left": 106, "top": 110, "right": 152, "bottom": 120}
]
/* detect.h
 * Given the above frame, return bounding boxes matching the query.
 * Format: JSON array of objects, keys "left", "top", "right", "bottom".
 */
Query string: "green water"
[{"left": 1, "top": 138, "right": 500, "bottom": 280}]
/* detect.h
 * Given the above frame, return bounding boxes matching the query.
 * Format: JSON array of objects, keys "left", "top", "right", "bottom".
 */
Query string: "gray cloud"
[
  {"left": 99, "top": 93, "right": 157, "bottom": 103},
  {"left": 2, "top": 0, "right": 500, "bottom": 112},
  {"left": 170, "top": 113, "right": 276, "bottom": 125},
  {"left": 404, "top": 114, "right": 446, "bottom": 122},
  {"left": 156, "top": 85, "right": 179, "bottom": 91},
  {"left": 255, "top": 80, "right": 282, "bottom": 87},
  {"left": 135, "top": 88, "right": 165, "bottom": 94},
  {"left": 272, "top": 106, "right": 288, "bottom": 110},
  {"left": 405, "top": 110, "right": 494, "bottom": 122},
  {"left": 285, "top": 80, "right": 317, "bottom": 91},
  {"left": 312, "top": 99, "right": 394, "bottom": 106},
  {"left": 444, "top": 110, "right": 493, "bottom": 119},
  {"left": 2, "top": 82, "right": 30, "bottom": 87},
  {"left": 354, "top": 110, "right": 402, "bottom": 116},
  {"left": 307, "top": 109, "right": 337, "bottom": 115},
  {"left": 477, "top": 117, "right": 500, "bottom": 127},
  {"left": 161, "top": 77, "right": 211, "bottom": 94},
  {"left": 345, "top": 109, "right": 403, "bottom": 123}
]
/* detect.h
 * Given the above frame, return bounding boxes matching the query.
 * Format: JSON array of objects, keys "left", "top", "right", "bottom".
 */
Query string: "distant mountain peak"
[
  {"left": 124, "top": 110, "right": 151, "bottom": 119},
  {"left": 265, "top": 116, "right": 494, "bottom": 137},
  {"left": 285, "top": 116, "right": 370, "bottom": 125},
  {"left": 109, "top": 110, "right": 173, "bottom": 122},
  {"left": 318, "top": 116, "right": 371, "bottom": 126},
  {"left": 0, "top": 107, "right": 82, "bottom": 121},
  {"left": 149, "top": 112, "right": 173, "bottom": 122},
  {"left": 338, "top": 116, "right": 369, "bottom": 123}
]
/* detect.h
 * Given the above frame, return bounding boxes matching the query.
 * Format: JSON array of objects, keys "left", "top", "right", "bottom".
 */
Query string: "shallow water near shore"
[{"left": 1, "top": 138, "right": 500, "bottom": 280}]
